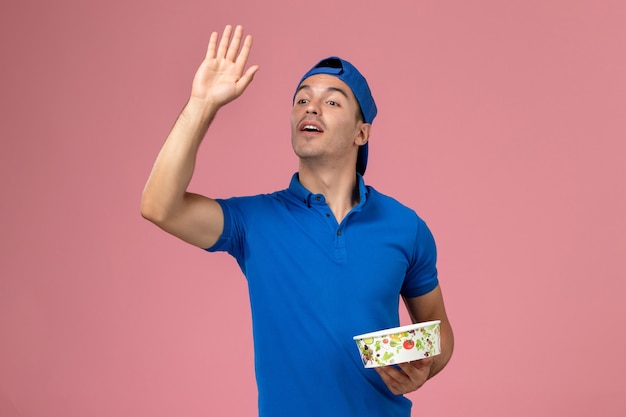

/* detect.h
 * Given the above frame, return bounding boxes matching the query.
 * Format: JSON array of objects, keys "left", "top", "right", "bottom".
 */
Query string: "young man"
[{"left": 141, "top": 25, "right": 454, "bottom": 417}]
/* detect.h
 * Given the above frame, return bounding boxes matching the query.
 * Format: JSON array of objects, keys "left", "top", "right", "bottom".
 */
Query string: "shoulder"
[
  {"left": 218, "top": 187, "right": 289, "bottom": 204},
  {"left": 363, "top": 185, "right": 434, "bottom": 234},
  {"left": 216, "top": 188, "right": 291, "bottom": 216},
  {"left": 365, "top": 186, "right": 420, "bottom": 217}
]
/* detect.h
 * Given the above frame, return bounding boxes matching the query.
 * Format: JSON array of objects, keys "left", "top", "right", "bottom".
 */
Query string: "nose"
[{"left": 305, "top": 99, "right": 320, "bottom": 115}]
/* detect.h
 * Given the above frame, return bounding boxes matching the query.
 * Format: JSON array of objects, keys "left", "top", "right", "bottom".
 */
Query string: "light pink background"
[{"left": 1, "top": 1, "right": 625, "bottom": 416}]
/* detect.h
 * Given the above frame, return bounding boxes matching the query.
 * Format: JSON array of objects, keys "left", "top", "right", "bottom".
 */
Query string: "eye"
[
  {"left": 297, "top": 98, "right": 309, "bottom": 105},
  {"left": 327, "top": 100, "right": 339, "bottom": 106}
]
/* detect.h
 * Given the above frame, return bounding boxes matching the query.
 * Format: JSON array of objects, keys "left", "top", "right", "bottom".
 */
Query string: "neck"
[{"left": 298, "top": 164, "right": 360, "bottom": 222}]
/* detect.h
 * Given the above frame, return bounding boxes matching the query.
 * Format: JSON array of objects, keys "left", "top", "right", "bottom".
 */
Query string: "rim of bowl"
[{"left": 353, "top": 320, "right": 441, "bottom": 340}]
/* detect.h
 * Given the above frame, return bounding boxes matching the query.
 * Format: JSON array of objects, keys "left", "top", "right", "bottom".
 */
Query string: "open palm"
[{"left": 191, "top": 25, "right": 259, "bottom": 107}]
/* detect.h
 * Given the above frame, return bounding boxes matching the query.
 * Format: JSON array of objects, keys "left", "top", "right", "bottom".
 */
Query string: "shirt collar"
[{"left": 287, "top": 173, "right": 368, "bottom": 208}]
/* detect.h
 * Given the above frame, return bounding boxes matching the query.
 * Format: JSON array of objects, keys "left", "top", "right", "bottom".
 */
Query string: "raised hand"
[{"left": 190, "top": 25, "right": 259, "bottom": 108}]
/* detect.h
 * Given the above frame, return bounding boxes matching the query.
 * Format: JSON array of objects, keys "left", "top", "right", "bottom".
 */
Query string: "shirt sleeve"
[
  {"left": 204, "top": 199, "right": 245, "bottom": 264},
  {"left": 400, "top": 217, "right": 439, "bottom": 298}
]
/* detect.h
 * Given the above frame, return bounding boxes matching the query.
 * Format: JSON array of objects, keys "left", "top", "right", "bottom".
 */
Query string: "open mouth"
[
  {"left": 302, "top": 124, "right": 322, "bottom": 132},
  {"left": 299, "top": 120, "right": 324, "bottom": 133}
]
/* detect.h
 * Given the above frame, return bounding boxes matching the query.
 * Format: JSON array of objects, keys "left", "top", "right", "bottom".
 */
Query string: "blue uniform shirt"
[{"left": 207, "top": 173, "right": 439, "bottom": 417}]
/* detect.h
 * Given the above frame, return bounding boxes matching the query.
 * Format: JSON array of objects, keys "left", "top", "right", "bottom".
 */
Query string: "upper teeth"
[{"left": 304, "top": 125, "right": 319, "bottom": 131}]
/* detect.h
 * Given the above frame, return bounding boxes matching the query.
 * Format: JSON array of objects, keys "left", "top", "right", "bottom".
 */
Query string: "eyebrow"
[{"left": 296, "top": 84, "right": 350, "bottom": 99}]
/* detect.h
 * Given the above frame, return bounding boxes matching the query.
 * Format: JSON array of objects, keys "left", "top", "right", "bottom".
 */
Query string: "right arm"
[{"left": 140, "top": 25, "right": 259, "bottom": 248}]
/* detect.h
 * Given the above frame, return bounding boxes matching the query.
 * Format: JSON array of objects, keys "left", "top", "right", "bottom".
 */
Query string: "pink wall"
[{"left": 1, "top": 1, "right": 625, "bottom": 416}]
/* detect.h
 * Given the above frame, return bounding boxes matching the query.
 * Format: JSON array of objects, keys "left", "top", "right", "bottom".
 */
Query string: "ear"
[{"left": 355, "top": 123, "right": 371, "bottom": 146}]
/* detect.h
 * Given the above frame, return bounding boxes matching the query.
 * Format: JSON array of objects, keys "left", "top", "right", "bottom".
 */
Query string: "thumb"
[{"left": 236, "top": 65, "right": 260, "bottom": 94}]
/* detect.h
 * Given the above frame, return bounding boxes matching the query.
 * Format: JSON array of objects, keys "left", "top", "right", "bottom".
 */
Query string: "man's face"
[{"left": 291, "top": 74, "right": 368, "bottom": 170}]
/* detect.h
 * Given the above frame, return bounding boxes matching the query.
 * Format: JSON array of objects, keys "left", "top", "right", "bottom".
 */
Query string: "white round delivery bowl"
[{"left": 353, "top": 320, "right": 441, "bottom": 368}]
